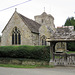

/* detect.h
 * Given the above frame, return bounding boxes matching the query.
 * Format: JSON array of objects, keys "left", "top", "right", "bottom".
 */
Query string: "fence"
[{"left": 53, "top": 53, "right": 75, "bottom": 66}]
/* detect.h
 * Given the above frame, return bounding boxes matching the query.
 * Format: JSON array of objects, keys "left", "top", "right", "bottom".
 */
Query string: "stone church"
[
  {"left": 0, "top": 9, "right": 67, "bottom": 51},
  {"left": 0, "top": 10, "right": 55, "bottom": 46}
]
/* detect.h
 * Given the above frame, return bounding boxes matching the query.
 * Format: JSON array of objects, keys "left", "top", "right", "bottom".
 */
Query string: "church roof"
[
  {"left": 41, "top": 12, "right": 47, "bottom": 16},
  {"left": 18, "top": 13, "right": 41, "bottom": 33},
  {"left": 2, "top": 11, "right": 41, "bottom": 34}
]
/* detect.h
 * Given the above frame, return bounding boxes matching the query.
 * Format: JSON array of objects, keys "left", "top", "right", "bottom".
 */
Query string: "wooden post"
[
  {"left": 50, "top": 42, "right": 53, "bottom": 60},
  {"left": 49, "top": 42, "right": 56, "bottom": 65},
  {"left": 64, "top": 53, "right": 67, "bottom": 65}
]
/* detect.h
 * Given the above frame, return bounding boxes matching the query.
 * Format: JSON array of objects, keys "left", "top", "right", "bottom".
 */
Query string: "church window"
[
  {"left": 42, "top": 39, "right": 46, "bottom": 45},
  {"left": 41, "top": 35, "right": 46, "bottom": 45},
  {"left": 42, "top": 19, "right": 44, "bottom": 23},
  {"left": 18, "top": 33, "right": 21, "bottom": 44},
  {"left": 12, "top": 34, "right": 14, "bottom": 44},
  {"left": 15, "top": 33, "right": 17, "bottom": 44},
  {"left": 12, "top": 27, "right": 21, "bottom": 45}
]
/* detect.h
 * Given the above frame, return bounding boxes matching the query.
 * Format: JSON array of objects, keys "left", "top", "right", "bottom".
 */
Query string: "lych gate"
[
  {"left": 46, "top": 27, "right": 75, "bottom": 66},
  {"left": 47, "top": 39, "right": 75, "bottom": 66}
]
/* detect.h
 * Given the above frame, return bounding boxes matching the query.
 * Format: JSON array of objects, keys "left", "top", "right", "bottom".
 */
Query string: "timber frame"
[{"left": 46, "top": 38, "right": 75, "bottom": 66}]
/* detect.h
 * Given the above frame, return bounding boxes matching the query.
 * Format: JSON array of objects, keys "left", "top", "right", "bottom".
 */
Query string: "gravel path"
[{"left": 0, "top": 67, "right": 75, "bottom": 75}]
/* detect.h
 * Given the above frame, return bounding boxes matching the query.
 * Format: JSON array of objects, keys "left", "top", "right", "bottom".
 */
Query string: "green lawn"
[
  {"left": 0, "top": 64, "right": 54, "bottom": 68},
  {"left": 67, "top": 51, "right": 75, "bottom": 54}
]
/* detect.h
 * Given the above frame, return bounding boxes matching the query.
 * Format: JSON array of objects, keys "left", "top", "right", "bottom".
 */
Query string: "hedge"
[
  {"left": 0, "top": 45, "right": 50, "bottom": 61},
  {"left": 67, "top": 42, "right": 75, "bottom": 51}
]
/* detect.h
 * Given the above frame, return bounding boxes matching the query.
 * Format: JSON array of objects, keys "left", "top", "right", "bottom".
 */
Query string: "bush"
[
  {"left": 67, "top": 42, "right": 75, "bottom": 51},
  {"left": 0, "top": 45, "right": 50, "bottom": 61}
]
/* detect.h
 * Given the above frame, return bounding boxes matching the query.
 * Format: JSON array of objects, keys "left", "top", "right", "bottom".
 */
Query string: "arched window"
[
  {"left": 41, "top": 35, "right": 46, "bottom": 45},
  {"left": 12, "top": 27, "right": 21, "bottom": 45},
  {"left": 42, "top": 19, "right": 44, "bottom": 23}
]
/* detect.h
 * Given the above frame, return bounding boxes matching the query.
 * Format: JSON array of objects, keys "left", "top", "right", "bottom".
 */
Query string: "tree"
[
  {"left": 64, "top": 17, "right": 75, "bottom": 30},
  {"left": 64, "top": 17, "right": 75, "bottom": 51}
]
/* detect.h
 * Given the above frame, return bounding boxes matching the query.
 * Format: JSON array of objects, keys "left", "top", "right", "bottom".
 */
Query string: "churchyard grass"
[
  {"left": 67, "top": 51, "right": 75, "bottom": 54},
  {"left": 0, "top": 64, "right": 54, "bottom": 68}
]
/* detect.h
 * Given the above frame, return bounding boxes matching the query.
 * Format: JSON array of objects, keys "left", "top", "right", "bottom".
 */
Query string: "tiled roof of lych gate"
[
  {"left": 18, "top": 13, "right": 41, "bottom": 34},
  {"left": 50, "top": 27, "right": 75, "bottom": 39}
]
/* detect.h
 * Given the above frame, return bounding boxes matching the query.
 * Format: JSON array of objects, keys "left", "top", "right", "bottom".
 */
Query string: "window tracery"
[{"left": 12, "top": 27, "right": 21, "bottom": 45}]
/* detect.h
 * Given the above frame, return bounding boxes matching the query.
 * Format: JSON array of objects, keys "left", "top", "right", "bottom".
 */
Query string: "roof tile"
[{"left": 18, "top": 13, "right": 41, "bottom": 33}]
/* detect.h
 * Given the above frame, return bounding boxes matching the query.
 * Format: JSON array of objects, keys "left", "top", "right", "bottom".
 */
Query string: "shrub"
[
  {"left": 0, "top": 45, "right": 50, "bottom": 61},
  {"left": 67, "top": 42, "right": 75, "bottom": 51}
]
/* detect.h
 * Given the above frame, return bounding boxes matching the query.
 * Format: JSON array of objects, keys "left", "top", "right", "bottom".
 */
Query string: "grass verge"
[
  {"left": 0, "top": 64, "right": 54, "bottom": 68},
  {"left": 67, "top": 51, "right": 75, "bottom": 54}
]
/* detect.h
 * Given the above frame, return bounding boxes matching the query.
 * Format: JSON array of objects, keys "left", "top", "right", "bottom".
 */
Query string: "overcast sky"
[{"left": 0, "top": 0, "right": 75, "bottom": 35}]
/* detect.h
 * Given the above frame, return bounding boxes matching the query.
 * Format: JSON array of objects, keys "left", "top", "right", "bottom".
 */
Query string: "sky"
[{"left": 0, "top": 0, "right": 75, "bottom": 35}]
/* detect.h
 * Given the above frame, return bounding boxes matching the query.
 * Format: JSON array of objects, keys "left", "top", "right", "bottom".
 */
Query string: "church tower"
[
  {"left": 34, "top": 12, "right": 55, "bottom": 31},
  {"left": 34, "top": 12, "right": 55, "bottom": 45}
]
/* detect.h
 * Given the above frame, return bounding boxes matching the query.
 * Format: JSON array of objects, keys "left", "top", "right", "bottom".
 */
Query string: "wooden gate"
[{"left": 53, "top": 53, "right": 75, "bottom": 66}]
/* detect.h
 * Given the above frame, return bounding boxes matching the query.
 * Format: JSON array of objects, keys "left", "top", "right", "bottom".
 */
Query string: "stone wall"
[
  {"left": 1, "top": 12, "right": 39, "bottom": 46},
  {"left": 34, "top": 12, "right": 55, "bottom": 31},
  {"left": 0, "top": 58, "right": 49, "bottom": 65},
  {"left": 39, "top": 25, "right": 51, "bottom": 45},
  {"left": 32, "top": 33, "right": 39, "bottom": 45},
  {"left": 35, "top": 12, "right": 56, "bottom": 46}
]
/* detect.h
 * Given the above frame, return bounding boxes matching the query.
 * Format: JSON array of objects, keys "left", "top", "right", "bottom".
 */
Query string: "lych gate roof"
[
  {"left": 46, "top": 26, "right": 75, "bottom": 42},
  {"left": 18, "top": 13, "right": 41, "bottom": 33},
  {"left": 52, "top": 28, "right": 72, "bottom": 39}
]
